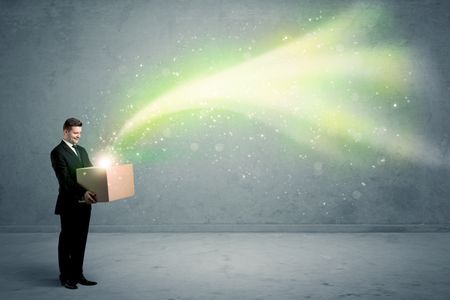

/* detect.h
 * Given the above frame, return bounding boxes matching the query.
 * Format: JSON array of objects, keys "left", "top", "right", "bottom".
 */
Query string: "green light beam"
[{"left": 110, "top": 3, "right": 439, "bottom": 167}]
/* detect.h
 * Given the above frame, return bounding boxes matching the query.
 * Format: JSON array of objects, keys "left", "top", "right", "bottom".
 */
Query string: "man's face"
[{"left": 64, "top": 126, "right": 82, "bottom": 145}]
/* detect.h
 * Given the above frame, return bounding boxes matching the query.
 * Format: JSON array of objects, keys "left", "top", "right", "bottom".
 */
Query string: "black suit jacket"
[{"left": 51, "top": 141, "right": 93, "bottom": 215}]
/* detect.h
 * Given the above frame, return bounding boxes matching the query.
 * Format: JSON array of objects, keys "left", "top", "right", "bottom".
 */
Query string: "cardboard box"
[{"left": 76, "top": 164, "right": 135, "bottom": 202}]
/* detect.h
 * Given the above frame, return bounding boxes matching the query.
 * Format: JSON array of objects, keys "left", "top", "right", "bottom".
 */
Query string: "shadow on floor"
[{"left": 15, "top": 263, "right": 60, "bottom": 288}]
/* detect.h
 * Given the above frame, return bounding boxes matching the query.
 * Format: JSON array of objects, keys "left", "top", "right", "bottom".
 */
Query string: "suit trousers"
[{"left": 58, "top": 206, "right": 91, "bottom": 280}]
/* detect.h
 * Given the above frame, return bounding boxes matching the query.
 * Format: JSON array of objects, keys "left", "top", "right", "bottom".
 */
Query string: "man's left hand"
[{"left": 84, "top": 191, "right": 97, "bottom": 204}]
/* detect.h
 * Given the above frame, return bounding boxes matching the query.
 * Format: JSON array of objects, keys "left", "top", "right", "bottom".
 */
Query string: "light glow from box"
[{"left": 97, "top": 156, "right": 113, "bottom": 168}]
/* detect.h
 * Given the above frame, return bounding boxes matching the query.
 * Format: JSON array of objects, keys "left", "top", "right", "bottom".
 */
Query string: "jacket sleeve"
[{"left": 51, "top": 148, "right": 87, "bottom": 200}]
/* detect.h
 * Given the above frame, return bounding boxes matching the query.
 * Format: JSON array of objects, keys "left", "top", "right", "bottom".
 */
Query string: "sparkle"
[
  {"left": 215, "top": 144, "right": 224, "bottom": 152},
  {"left": 112, "top": 4, "right": 427, "bottom": 169},
  {"left": 190, "top": 143, "right": 199, "bottom": 152},
  {"left": 352, "top": 191, "right": 362, "bottom": 199}
]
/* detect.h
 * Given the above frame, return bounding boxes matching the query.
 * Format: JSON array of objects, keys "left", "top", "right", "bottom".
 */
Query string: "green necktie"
[{"left": 72, "top": 145, "right": 81, "bottom": 159}]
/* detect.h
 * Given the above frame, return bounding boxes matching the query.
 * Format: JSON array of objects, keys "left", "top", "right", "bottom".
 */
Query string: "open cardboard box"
[{"left": 76, "top": 164, "right": 135, "bottom": 202}]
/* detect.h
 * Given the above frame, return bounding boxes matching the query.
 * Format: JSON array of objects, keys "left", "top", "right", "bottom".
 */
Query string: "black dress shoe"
[
  {"left": 63, "top": 280, "right": 78, "bottom": 289},
  {"left": 78, "top": 276, "right": 97, "bottom": 286}
]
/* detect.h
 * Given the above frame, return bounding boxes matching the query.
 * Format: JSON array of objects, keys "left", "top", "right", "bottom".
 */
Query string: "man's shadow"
[{"left": 15, "top": 263, "right": 60, "bottom": 287}]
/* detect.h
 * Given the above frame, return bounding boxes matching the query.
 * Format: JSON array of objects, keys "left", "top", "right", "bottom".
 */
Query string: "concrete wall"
[{"left": 1, "top": 0, "right": 449, "bottom": 229}]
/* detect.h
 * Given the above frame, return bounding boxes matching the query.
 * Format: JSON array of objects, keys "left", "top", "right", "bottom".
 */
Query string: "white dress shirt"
[{"left": 62, "top": 139, "right": 78, "bottom": 156}]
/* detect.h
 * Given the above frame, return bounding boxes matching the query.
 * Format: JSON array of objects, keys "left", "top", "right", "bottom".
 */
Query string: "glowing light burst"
[
  {"left": 111, "top": 3, "right": 434, "bottom": 166},
  {"left": 95, "top": 154, "right": 116, "bottom": 168},
  {"left": 98, "top": 157, "right": 112, "bottom": 168}
]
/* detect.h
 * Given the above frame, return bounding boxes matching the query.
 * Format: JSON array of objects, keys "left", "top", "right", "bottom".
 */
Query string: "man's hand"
[{"left": 84, "top": 191, "right": 97, "bottom": 204}]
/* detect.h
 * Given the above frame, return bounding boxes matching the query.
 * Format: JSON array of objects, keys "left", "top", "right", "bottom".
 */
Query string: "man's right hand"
[{"left": 84, "top": 191, "right": 97, "bottom": 204}]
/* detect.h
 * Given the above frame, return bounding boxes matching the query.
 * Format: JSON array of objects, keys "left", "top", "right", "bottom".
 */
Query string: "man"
[{"left": 50, "top": 117, "right": 98, "bottom": 289}]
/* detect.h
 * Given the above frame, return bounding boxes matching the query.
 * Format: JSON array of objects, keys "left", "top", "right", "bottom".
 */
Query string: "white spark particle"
[
  {"left": 314, "top": 162, "right": 323, "bottom": 176},
  {"left": 352, "top": 191, "right": 362, "bottom": 199},
  {"left": 190, "top": 143, "right": 199, "bottom": 152},
  {"left": 163, "top": 128, "right": 172, "bottom": 137},
  {"left": 377, "top": 157, "right": 386, "bottom": 165}
]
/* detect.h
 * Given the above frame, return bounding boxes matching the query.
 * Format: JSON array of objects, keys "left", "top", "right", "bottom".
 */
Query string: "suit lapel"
[
  {"left": 60, "top": 141, "right": 78, "bottom": 159},
  {"left": 60, "top": 141, "right": 91, "bottom": 168},
  {"left": 60, "top": 142, "right": 87, "bottom": 169}
]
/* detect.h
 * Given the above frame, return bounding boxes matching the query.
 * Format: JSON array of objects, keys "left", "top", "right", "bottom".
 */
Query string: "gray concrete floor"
[{"left": 0, "top": 233, "right": 449, "bottom": 300}]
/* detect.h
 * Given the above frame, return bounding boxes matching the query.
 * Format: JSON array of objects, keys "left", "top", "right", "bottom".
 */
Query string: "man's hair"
[{"left": 63, "top": 117, "right": 83, "bottom": 131}]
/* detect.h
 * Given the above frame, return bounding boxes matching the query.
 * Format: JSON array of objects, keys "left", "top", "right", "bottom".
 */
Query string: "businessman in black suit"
[{"left": 51, "top": 117, "right": 98, "bottom": 289}]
